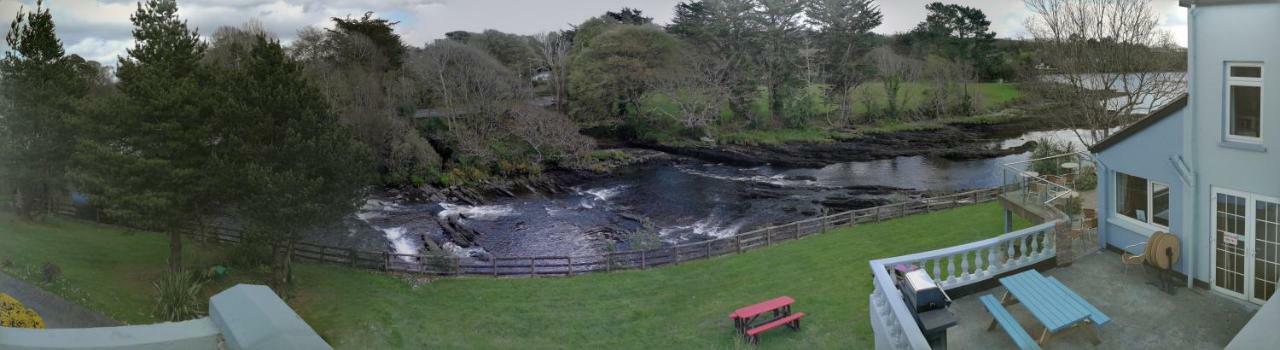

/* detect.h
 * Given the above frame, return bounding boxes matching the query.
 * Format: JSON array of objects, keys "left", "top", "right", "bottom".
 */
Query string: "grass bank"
[{"left": 0, "top": 203, "right": 1027, "bottom": 348}]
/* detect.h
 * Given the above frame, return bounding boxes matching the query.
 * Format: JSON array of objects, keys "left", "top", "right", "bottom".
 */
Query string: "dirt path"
[{"left": 0, "top": 272, "right": 121, "bottom": 328}]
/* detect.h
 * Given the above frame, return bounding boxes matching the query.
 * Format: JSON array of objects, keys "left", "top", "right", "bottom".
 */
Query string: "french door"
[{"left": 1212, "top": 188, "right": 1280, "bottom": 303}]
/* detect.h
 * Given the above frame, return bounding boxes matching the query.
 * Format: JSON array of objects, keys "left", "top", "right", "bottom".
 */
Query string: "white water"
[
  {"left": 379, "top": 227, "right": 420, "bottom": 262},
  {"left": 437, "top": 203, "right": 514, "bottom": 220},
  {"left": 675, "top": 164, "right": 823, "bottom": 187}
]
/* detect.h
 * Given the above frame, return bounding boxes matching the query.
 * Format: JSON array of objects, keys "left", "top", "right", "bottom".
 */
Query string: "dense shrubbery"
[{"left": 0, "top": 293, "right": 45, "bottom": 329}]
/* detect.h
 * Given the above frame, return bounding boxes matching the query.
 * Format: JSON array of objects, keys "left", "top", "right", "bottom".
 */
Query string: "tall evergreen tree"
[
  {"left": 71, "top": 0, "right": 216, "bottom": 271},
  {"left": 0, "top": 0, "right": 87, "bottom": 219},
  {"left": 907, "top": 2, "right": 998, "bottom": 79},
  {"left": 756, "top": 0, "right": 806, "bottom": 123},
  {"left": 212, "top": 31, "right": 372, "bottom": 294}
]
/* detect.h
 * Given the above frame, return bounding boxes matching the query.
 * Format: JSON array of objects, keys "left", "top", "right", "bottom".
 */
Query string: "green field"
[
  {"left": 0, "top": 203, "right": 1027, "bottom": 348},
  {"left": 848, "top": 82, "right": 1021, "bottom": 114},
  {"left": 638, "top": 82, "right": 1022, "bottom": 146}
]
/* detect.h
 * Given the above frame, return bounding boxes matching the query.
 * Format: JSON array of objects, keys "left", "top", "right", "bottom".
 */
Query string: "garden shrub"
[
  {"left": 1075, "top": 169, "right": 1098, "bottom": 191},
  {"left": 1029, "top": 137, "right": 1076, "bottom": 176},
  {"left": 41, "top": 262, "right": 61, "bottom": 284},
  {"left": 153, "top": 269, "right": 207, "bottom": 322},
  {"left": 1, "top": 256, "right": 11, "bottom": 268},
  {"left": 0, "top": 293, "right": 46, "bottom": 329}
]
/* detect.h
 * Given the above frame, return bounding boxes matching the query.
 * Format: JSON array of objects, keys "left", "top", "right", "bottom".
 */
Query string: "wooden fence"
[{"left": 41, "top": 188, "right": 1001, "bottom": 277}]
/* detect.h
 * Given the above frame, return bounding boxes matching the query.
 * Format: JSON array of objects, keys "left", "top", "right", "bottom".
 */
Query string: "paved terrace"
[{"left": 948, "top": 250, "right": 1258, "bottom": 349}]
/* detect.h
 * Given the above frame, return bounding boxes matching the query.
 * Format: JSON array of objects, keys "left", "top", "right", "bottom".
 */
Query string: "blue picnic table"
[{"left": 982, "top": 270, "right": 1110, "bottom": 348}]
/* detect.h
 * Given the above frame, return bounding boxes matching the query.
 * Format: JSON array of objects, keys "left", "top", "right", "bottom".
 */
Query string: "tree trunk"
[
  {"left": 769, "top": 83, "right": 785, "bottom": 125},
  {"left": 168, "top": 231, "right": 183, "bottom": 271},
  {"left": 271, "top": 240, "right": 295, "bottom": 298}
]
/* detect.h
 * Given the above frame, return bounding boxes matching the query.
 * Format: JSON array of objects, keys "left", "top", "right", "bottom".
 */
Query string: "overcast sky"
[{"left": 0, "top": 0, "right": 1188, "bottom": 65}]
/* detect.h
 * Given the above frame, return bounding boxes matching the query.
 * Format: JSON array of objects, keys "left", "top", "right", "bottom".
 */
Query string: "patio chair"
[{"left": 1121, "top": 232, "right": 1159, "bottom": 274}]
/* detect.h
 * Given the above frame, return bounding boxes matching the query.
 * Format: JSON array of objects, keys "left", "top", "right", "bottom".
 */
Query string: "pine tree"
[
  {"left": 0, "top": 0, "right": 88, "bottom": 219},
  {"left": 211, "top": 30, "right": 372, "bottom": 294},
  {"left": 71, "top": 0, "right": 218, "bottom": 271}
]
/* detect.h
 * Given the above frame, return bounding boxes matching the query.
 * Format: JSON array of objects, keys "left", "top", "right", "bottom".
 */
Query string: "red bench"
[{"left": 730, "top": 296, "right": 806, "bottom": 344}]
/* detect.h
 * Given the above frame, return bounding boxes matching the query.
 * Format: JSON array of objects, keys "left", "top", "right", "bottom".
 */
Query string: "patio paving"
[{"left": 946, "top": 250, "right": 1258, "bottom": 349}]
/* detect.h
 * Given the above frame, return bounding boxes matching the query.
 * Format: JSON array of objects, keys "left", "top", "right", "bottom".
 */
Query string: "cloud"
[{"left": 0, "top": 0, "right": 1187, "bottom": 66}]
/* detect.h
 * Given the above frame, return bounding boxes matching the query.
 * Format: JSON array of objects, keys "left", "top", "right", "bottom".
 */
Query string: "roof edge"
[
  {"left": 1089, "top": 94, "right": 1189, "bottom": 153},
  {"left": 1181, "top": 0, "right": 1280, "bottom": 7}
]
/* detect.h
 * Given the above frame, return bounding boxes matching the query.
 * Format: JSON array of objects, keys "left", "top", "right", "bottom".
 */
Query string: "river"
[{"left": 339, "top": 127, "right": 1102, "bottom": 263}]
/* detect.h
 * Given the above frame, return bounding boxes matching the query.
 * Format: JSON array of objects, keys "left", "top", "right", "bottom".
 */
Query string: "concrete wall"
[
  {"left": 1187, "top": 3, "right": 1280, "bottom": 287},
  {"left": 0, "top": 284, "right": 330, "bottom": 350},
  {"left": 1095, "top": 107, "right": 1189, "bottom": 273}
]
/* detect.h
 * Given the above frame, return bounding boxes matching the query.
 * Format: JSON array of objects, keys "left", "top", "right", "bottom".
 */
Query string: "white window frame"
[
  {"left": 1226, "top": 62, "right": 1264, "bottom": 143},
  {"left": 1113, "top": 171, "right": 1170, "bottom": 230}
]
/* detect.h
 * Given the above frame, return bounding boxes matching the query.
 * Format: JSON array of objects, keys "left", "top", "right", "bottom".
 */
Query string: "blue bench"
[
  {"left": 980, "top": 294, "right": 1042, "bottom": 350},
  {"left": 1046, "top": 276, "right": 1111, "bottom": 326}
]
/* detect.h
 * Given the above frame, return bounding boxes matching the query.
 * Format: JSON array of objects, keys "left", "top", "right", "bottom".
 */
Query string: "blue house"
[{"left": 1092, "top": 0, "right": 1280, "bottom": 305}]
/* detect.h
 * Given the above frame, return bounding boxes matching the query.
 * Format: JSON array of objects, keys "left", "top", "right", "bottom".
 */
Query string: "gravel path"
[{"left": 0, "top": 272, "right": 121, "bottom": 328}]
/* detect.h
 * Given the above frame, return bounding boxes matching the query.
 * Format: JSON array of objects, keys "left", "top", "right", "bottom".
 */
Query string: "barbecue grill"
[{"left": 899, "top": 269, "right": 957, "bottom": 349}]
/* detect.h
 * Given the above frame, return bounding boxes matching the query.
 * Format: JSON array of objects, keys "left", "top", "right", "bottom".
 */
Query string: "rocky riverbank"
[{"left": 637, "top": 123, "right": 1039, "bottom": 169}]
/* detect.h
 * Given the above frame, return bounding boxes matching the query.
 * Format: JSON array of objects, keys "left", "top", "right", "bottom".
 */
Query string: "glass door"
[
  {"left": 1214, "top": 191, "right": 1248, "bottom": 297},
  {"left": 1212, "top": 188, "right": 1280, "bottom": 303},
  {"left": 1253, "top": 197, "right": 1280, "bottom": 303}
]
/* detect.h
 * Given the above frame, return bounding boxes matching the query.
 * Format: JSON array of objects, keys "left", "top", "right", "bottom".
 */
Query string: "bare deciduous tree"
[
  {"left": 534, "top": 32, "right": 571, "bottom": 114},
  {"left": 507, "top": 105, "right": 595, "bottom": 164},
  {"left": 1024, "top": 0, "right": 1186, "bottom": 147},
  {"left": 648, "top": 53, "right": 731, "bottom": 132},
  {"left": 868, "top": 46, "right": 923, "bottom": 121}
]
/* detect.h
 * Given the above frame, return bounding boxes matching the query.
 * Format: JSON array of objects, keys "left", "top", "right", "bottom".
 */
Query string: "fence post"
[
  {"left": 567, "top": 256, "right": 573, "bottom": 276},
  {"left": 875, "top": 207, "right": 882, "bottom": 222},
  {"left": 706, "top": 240, "right": 712, "bottom": 258},
  {"left": 735, "top": 235, "right": 742, "bottom": 253},
  {"left": 673, "top": 245, "right": 681, "bottom": 264},
  {"left": 349, "top": 249, "right": 357, "bottom": 268},
  {"left": 766, "top": 228, "right": 772, "bottom": 246},
  {"left": 901, "top": 202, "right": 908, "bottom": 217},
  {"left": 383, "top": 252, "right": 390, "bottom": 271},
  {"left": 452, "top": 257, "right": 461, "bottom": 276},
  {"left": 641, "top": 250, "right": 647, "bottom": 269},
  {"left": 606, "top": 253, "right": 613, "bottom": 272},
  {"left": 793, "top": 222, "right": 801, "bottom": 239},
  {"left": 821, "top": 216, "right": 828, "bottom": 233},
  {"left": 971, "top": 191, "right": 979, "bottom": 204},
  {"left": 530, "top": 258, "right": 536, "bottom": 276}
]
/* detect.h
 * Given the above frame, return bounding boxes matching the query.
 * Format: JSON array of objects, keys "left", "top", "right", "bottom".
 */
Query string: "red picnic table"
[{"left": 729, "top": 296, "right": 805, "bottom": 344}]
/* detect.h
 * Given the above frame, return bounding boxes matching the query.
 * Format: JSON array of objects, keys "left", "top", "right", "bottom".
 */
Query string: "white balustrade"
[{"left": 868, "top": 220, "right": 1059, "bottom": 350}]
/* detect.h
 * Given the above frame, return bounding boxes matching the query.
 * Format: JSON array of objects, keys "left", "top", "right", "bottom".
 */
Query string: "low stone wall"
[{"left": 0, "top": 284, "right": 329, "bottom": 350}]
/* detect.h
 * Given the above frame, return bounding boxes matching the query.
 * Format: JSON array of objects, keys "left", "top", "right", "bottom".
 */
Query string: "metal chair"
[{"left": 1121, "top": 232, "right": 1159, "bottom": 274}]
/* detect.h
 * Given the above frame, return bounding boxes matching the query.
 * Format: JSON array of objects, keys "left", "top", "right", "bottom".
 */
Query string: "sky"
[{"left": 0, "top": 0, "right": 1188, "bottom": 65}]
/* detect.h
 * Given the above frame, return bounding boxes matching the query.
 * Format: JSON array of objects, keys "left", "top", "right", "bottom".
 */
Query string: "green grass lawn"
[
  {"left": 848, "top": 82, "right": 1021, "bottom": 115},
  {"left": 0, "top": 203, "right": 1027, "bottom": 348},
  {"left": 0, "top": 214, "right": 229, "bottom": 324}
]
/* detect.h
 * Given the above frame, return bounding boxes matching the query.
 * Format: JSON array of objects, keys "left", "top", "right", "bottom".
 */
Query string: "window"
[
  {"left": 1116, "top": 172, "right": 1170, "bottom": 228},
  {"left": 1227, "top": 63, "right": 1263, "bottom": 141}
]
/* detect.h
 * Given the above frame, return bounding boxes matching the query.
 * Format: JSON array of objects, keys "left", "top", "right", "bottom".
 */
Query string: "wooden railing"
[
  {"left": 868, "top": 220, "right": 1060, "bottom": 349},
  {"left": 37, "top": 188, "right": 1001, "bottom": 277}
]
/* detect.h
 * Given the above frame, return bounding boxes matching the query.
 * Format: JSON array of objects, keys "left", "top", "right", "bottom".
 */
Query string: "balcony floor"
[{"left": 946, "top": 250, "right": 1259, "bottom": 349}]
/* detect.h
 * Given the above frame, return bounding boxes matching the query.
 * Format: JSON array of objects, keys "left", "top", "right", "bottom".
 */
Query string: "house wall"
[
  {"left": 1188, "top": 3, "right": 1280, "bottom": 284},
  {"left": 1095, "top": 108, "right": 1188, "bottom": 273}
]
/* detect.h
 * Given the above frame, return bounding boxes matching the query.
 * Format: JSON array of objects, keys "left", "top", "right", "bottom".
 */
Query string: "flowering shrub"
[{"left": 0, "top": 293, "right": 46, "bottom": 329}]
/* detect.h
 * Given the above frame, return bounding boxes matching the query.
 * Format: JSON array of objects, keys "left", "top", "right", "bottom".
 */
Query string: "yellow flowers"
[{"left": 0, "top": 293, "right": 45, "bottom": 329}]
